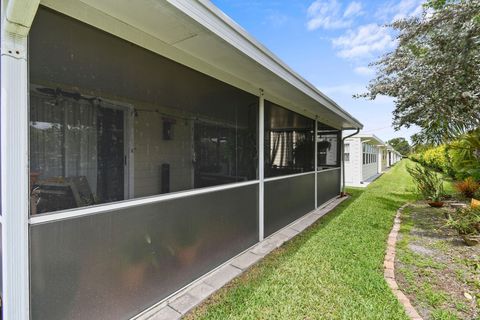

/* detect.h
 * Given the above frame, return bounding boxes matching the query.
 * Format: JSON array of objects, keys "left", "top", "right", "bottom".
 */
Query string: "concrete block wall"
[{"left": 134, "top": 110, "right": 193, "bottom": 197}]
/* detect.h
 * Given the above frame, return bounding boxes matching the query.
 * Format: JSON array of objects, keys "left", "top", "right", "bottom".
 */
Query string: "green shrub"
[
  {"left": 422, "top": 145, "right": 453, "bottom": 174},
  {"left": 446, "top": 206, "right": 480, "bottom": 235},
  {"left": 407, "top": 164, "right": 444, "bottom": 201},
  {"left": 411, "top": 129, "right": 480, "bottom": 180}
]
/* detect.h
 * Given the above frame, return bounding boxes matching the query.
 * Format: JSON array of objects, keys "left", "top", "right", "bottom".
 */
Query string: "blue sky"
[{"left": 212, "top": 0, "right": 424, "bottom": 142}]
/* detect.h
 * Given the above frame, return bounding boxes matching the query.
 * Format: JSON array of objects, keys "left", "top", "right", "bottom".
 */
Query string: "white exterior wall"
[
  {"left": 344, "top": 138, "right": 363, "bottom": 186},
  {"left": 344, "top": 136, "right": 386, "bottom": 187},
  {"left": 361, "top": 143, "right": 379, "bottom": 181},
  {"left": 362, "top": 160, "right": 378, "bottom": 181}
]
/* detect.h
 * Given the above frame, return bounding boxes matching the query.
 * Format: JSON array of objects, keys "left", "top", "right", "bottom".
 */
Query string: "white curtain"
[
  {"left": 30, "top": 91, "right": 98, "bottom": 196},
  {"left": 63, "top": 98, "right": 98, "bottom": 195}
]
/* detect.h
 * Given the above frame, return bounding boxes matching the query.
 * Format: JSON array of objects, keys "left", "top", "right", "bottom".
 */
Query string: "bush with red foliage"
[{"left": 455, "top": 177, "right": 480, "bottom": 199}]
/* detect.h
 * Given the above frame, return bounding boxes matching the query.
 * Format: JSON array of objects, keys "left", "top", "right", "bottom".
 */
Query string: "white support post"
[
  {"left": 314, "top": 117, "right": 318, "bottom": 208},
  {"left": 258, "top": 90, "right": 265, "bottom": 241},
  {"left": 1, "top": 33, "right": 30, "bottom": 319}
]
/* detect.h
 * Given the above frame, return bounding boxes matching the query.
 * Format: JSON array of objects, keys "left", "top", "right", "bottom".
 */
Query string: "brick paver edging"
[{"left": 384, "top": 203, "right": 423, "bottom": 320}]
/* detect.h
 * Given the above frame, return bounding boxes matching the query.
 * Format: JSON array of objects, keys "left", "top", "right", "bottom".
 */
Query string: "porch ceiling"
[{"left": 39, "top": 0, "right": 363, "bottom": 130}]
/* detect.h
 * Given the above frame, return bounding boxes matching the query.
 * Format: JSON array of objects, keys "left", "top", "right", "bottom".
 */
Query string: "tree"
[
  {"left": 356, "top": 0, "right": 480, "bottom": 144},
  {"left": 387, "top": 137, "right": 411, "bottom": 155}
]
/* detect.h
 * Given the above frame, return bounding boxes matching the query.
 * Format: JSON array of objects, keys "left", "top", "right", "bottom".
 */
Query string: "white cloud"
[
  {"left": 344, "top": 1, "right": 363, "bottom": 18},
  {"left": 307, "top": 0, "right": 346, "bottom": 30},
  {"left": 332, "top": 24, "right": 396, "bottom": 59},
  {"left": 306, "top": 0, "right": 363, "bottom": 30},
  {"left": 266, "top": 12, "right": 289, "bottom": 27},
  {"left": 354, "top": 66, "right": 375, "bottom": 76},
  {"left": 375, "top": 0, "right": 424, "bottom": 22}
]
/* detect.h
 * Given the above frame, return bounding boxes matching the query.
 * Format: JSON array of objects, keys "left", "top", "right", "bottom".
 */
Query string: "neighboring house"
[
  {"left": 0, "top": 1, "right": 362, "bottom": 319},
  {"left": 385, "top": 144, "right": 403, "bottom": 167},
  {"left": 343, "top": 134, "right": 402, "bottom": 187}
]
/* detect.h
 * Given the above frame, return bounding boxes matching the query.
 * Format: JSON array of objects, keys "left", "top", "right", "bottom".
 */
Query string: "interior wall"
[{"left": 134, "top": 112, "right": 193, "bottom": 197}]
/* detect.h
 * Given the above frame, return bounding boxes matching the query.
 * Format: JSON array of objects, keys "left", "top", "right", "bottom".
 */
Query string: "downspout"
[{"left": 341, "top": 128, "right": 360, "bottom": 197}]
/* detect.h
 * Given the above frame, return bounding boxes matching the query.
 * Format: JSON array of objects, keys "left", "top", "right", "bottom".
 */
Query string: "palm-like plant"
[{"left": 407, "top": 164, "right": 444, "bottom": 201}]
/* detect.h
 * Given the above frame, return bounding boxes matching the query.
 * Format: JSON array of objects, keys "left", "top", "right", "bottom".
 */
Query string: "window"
[
  {"left": 344, "top": 143, "right": 350, "bottom": 162},
  {"left": 317, "top": 123, "right": 340, "bottom": 170},
  {"left": 362, "top": 143, "right": 378, "bottom": 165},
  {"left": 264, "top": 101, "right": 314, "bottom": 178},
  {"left": 29, "top": 8, "right": 258, "bottom": 215}
]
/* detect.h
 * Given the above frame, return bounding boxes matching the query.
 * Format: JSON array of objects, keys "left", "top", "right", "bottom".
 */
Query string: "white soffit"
[{"left": 40, "top": 0, "right": 362, "bottom": 129}]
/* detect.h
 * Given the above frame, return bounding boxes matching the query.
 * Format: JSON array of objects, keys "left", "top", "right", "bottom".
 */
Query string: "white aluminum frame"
[
  {"left": 258, "top": 90, "right": 265, "bottom": 241},
  {"left": 264, "top": 171, "right": 316, "bottom": 183},
  {"left": 314, "top": 118, "right": 318, "bottom": 208},
  {"left": 1, "top": 33, "right": 30, "bottom": 319},
  {"left": 29, "top": 179, "right": 260, "bottom": 225},
  {"left": 318, "top": 167, "right": 341, "bottom": 173}
]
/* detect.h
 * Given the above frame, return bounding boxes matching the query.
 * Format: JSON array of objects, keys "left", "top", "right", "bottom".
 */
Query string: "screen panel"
[
  {"left": 30, "top": 184, "right": 258, "bottom": 320},
  {"left": 264, "top": 101, "right": 315, "bottom": 178},
  {"left": 264, "top": 173, "right": 315, "bottom": 237},
  {"left": 28, "top": 7, "right": 258, "bottom": 215},
  {"left": 317, "top": 122, "right": 340, "bottom": 170},
  {"left": 317, "top": 169, "right": 341, "bottom": 206}
]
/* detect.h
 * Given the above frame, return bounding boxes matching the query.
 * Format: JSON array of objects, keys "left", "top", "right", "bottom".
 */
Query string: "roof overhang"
[
  {"left": 345, "top": 133, "right": 385, "bottom": 146},
  {"left": 1, "top": 0, "right": 40, "bottom": 36},
  {"left": 25, "top": 0, "right": 363, "bottom": 130}
]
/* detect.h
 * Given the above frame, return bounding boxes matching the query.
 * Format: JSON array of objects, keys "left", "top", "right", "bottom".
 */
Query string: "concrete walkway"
[{"left": 136, "top": 196, "right": 349, "bottom": 320}]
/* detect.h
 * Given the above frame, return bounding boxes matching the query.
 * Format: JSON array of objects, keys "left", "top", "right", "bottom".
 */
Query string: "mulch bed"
[{"left": 395, "top": 201, "right": 479, "bottom": 320}]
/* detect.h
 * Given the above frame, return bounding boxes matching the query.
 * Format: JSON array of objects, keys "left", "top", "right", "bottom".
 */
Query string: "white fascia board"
[
  {"left": 361, "top": 135, "right": 385, "bottom": 146},
  {"left": 166, "top": 0, "right": 362, "bottom": 129},
  {"left": 349, "top": 133, "right": 385, "bottom": 146}
]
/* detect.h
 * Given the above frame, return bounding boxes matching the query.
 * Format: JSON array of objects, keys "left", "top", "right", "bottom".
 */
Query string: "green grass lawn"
[{"left": 187, "top": 160, "right": 417, "bottom": 320}]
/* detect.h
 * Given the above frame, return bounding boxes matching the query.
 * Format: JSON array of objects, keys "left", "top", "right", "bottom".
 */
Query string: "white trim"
[
  {"left": 1, "top": 33, "right": 30, "bottom": 320},
  {"left": 317, "top": 167, "right": 341, "bottom": 173},
  {"left": 264, "top": 171, "right": 315, "bottom": 183},
  {"left": 314, "top": 118, "right": 318, "bottom": 208},
  {"left": 39, "top": 0, "right": 362, "bottom": 130},
  {"left": 166, "top": 0, "right": 362, "bottom": 129},
  {"left": 29, "top": 180, "right": 260, "bottom": 225},
  {"left": 258, "top": 90, "right": 264, "bottom": 242}
]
